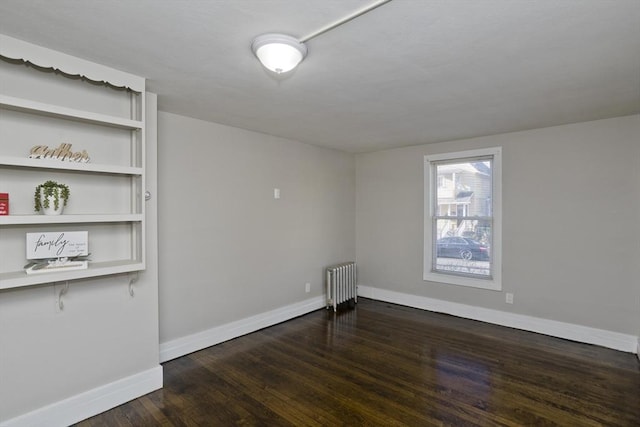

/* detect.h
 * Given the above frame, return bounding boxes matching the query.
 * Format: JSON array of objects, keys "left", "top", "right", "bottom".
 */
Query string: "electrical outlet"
[
  {"left": 305, "top": 282, "right": 311, "bottom": 293},
  {"left": 505, "top": 293, "right": 514, "bottom": 304}
]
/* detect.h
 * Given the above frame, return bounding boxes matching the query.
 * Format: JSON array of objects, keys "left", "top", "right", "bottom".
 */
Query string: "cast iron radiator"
[{"left": 326, "top": 262, "right": 357, "bottom": 312}]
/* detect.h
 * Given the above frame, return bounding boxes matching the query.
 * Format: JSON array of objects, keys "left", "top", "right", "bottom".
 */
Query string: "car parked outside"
[{"left": 436, "top": 236, "right": 489, "bottom": 261}]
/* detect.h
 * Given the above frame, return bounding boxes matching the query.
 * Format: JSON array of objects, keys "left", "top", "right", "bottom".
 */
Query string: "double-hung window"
[{"left": 424, "top": 147, "right": 502, "bottom": 290}]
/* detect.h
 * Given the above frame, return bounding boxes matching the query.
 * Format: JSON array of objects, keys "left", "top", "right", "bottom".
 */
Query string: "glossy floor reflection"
[{"left": 77, "top": 298, "right": 640, "bottom": 426}]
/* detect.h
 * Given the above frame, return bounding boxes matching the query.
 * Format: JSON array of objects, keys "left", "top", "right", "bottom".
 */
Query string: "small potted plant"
[{"left": 34, "top": 180, "right": 70, "bottom": 215}]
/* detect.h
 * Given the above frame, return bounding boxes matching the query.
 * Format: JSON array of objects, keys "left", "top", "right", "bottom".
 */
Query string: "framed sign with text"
[
  {"left": 24, "top": 231, "right": 89, "bottom": 275},
  {"left": 26, "top": 231, "right": 89, "bottom": 260}
]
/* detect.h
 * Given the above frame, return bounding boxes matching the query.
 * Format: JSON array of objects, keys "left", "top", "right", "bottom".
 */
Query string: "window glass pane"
[
  {"left": 435, "top": 159, "right": 492, "bottom": 217},
  {"left": 433, "top": 216, "right": 492, "bottom": 277}
]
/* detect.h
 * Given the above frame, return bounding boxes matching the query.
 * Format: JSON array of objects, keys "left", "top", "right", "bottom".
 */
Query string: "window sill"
[{"left": 423, "top": 270, "right": 502, "bottom": 291}]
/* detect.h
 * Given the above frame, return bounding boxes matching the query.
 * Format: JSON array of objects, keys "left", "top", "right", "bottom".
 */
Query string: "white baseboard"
[
  {"left": 358, "top": 286, "right": 638, "bottom": 354},
  {"left": 2, "top": 366, "right": 163, "bottom": 427},
  {"left": 160, "top": 296, "right": 326, "bottom": 363}
]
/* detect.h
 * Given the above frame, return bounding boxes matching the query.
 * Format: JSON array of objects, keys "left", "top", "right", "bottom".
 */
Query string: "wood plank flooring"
[{"left": 76, "top": 298, "right": 640, "bottom": 426}]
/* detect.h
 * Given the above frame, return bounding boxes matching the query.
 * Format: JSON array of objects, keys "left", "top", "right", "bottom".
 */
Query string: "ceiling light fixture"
[
  {"left": 251, "top": 0, "right": 393, "bottom": 74},
  {"left": 251, "top": 33, "right": 307, "bottom": 74}
]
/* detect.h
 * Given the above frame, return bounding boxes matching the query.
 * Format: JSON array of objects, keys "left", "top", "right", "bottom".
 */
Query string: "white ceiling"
[{"left": 0, "top": 0, "right": 638, "bottom": 153}]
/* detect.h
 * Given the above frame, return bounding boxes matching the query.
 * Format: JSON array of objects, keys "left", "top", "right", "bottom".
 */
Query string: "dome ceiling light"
[
  {"left": 251, "top": 0, "right": 393, "bottom": 74},
  {"left": 251, "top": 34, "right": 307, "bottom": 74}
]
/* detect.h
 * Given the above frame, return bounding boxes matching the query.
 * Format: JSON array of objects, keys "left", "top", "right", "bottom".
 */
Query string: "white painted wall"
[
  {"left": 356, "top": 115, "right": 640, "bottom": 336},
  {"left": 0, "top": 94, "right": 161, "bottom": 425},
  {"left": 157, "top": 112, "right": 355, "bottom": 347}
]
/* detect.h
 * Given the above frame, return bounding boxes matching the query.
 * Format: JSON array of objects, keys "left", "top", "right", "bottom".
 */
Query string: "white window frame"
[{"left": 423, "top": 147, "right": 502, "bottom": 291}]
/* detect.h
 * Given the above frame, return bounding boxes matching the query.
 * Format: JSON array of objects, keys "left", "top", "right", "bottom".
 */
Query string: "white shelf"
[
  {"left": 0, "top": 94, "right": 143, "bottom": 130},
  {"left": 0, "top": 260, "right": 145, "bottom": 290},
  {"left": 0, "top": 214, "right": 143, "bottom": 225},
  {"left": 0, "top": 40, "right": 146, "bottom": 292},
  {"left": 0, "top": 156, "right": 143, "bottom": 175}
]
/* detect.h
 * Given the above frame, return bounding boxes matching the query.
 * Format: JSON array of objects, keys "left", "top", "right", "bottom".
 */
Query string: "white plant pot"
[{"left": 40, "top": 189, "right": 66, "bottom": 215}]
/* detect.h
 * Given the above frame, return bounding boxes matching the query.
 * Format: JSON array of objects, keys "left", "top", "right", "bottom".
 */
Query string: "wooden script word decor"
[
  {"left": 29, "top": 143, "right": 90, "bottom": 163},
  {"left": 25, "top": 231, "right": 89, "bottom": 274}
]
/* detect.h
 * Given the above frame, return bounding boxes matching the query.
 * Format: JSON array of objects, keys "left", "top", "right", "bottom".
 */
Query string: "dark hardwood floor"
[{"left": 76, "top": 298, "right": 640, "bottom": 426}]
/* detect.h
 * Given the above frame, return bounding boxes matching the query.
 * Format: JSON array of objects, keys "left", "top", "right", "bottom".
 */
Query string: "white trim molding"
[
  {"left": 160, "top": 296, "right": 326, "bottom": 363},
  {"left": 358, "top": 285, "right": 638, "bottom": 354},
  {"left": 2, "top": 366, "right": 162, "bottom": 427},
  {"left": 0, "top": 34, "right": 145, "bottom": 91}
]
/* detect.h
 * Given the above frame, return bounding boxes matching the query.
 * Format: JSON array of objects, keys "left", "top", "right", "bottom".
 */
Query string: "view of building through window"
[{"left": 433, "top": 158, "right": 493, "bottom": 278}]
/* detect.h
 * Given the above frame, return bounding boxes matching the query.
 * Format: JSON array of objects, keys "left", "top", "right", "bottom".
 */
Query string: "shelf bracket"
[
  {"left": 56, "top": 281, "right": 69, "bottom": 311},
  {"left": 128, "top": 272, "right": 138, "bottom": 297}
]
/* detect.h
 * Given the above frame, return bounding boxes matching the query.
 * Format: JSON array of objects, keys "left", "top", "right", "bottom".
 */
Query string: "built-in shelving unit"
[{"left": 0, "top": 35, "right": 146, "bottom": 290}]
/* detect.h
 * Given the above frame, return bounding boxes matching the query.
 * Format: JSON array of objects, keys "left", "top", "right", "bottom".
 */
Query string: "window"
[{"left": 424, "top": 147, "right": 501, "bottom": 290}]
